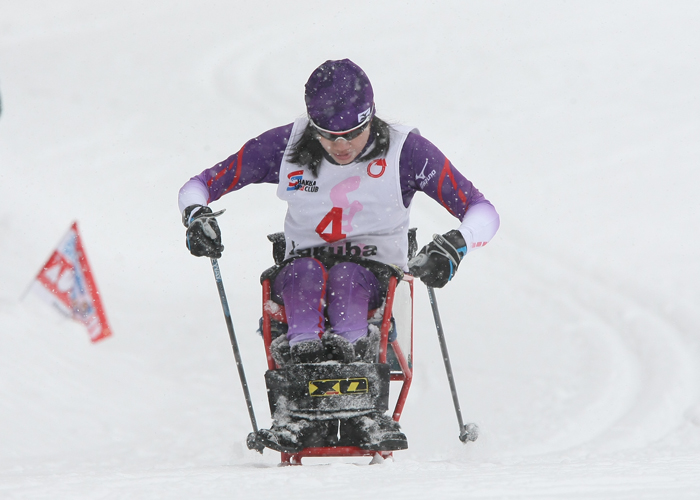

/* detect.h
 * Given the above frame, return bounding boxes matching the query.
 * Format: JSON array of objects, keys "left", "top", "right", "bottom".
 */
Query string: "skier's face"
[{"left": 316, "top": 122, "right": 372, "bottom": 165}]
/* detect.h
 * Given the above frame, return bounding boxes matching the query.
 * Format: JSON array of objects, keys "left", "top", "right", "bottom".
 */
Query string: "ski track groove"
[{"left": 503, "top": 236, "right": 700, "bottom": 456}]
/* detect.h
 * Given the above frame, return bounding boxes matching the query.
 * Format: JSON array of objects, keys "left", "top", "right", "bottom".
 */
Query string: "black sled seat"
[{"left": 260, "top": 233, "right": 415, "bottom": 465}]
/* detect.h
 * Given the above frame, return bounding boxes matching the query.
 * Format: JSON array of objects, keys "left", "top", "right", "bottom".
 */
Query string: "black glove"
[
  {"left": 408, "top": 230, "right": 467, "bottom": 288},
  {"left": 182, "top": 205, "right": 224, "bottom": 258}
]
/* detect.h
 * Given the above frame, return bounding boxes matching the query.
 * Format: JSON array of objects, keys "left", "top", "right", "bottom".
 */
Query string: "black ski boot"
[
  {"left": 353, "top": 327, "right": 380, "bottom": 363},
  {"left": 290, "top": 339, "right": 325, "bottom": 364},
  {"left": 321, "top": 332, "right": 355, "bottom": 362},
  {"left": 257, "top": 417, "right": 338, "bottom": 453},
  {"left": 341, "top": 412, "right": 408, "bottom": 451},
  {"left": 270, "top": 335, "right": 291, "bottom": 367}
]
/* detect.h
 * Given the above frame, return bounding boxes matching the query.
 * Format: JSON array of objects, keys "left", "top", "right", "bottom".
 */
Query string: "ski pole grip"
[{"left": 408, "top": 253, "right": 429, "bottom": 276}]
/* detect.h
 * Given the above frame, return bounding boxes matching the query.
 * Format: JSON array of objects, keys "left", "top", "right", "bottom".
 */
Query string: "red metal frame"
[{"left": 261, "top": 274, "right": 414, "bottom": 465}]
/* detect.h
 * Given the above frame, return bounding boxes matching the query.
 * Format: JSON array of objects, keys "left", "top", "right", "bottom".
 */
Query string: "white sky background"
[{"left": 1, "top": 1, "right": 700, "bottom": 498}]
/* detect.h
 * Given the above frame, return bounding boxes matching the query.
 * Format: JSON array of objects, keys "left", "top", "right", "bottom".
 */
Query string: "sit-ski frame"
[{"left": 260, "top": 274, "right": 414, "bottom": 465}]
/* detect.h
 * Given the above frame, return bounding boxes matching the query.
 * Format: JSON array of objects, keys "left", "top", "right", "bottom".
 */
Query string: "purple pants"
[{"left": 272, "top": 258, "right": 383, "bottom": 346}]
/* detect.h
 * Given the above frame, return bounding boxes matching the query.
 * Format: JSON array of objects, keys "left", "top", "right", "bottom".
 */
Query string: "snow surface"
[{"left": 1, "top": 1, "right": 700, "bottom": 498}]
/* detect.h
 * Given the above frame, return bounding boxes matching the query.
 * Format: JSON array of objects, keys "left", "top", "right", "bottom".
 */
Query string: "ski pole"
[
  {"left": 427, "top": 286, "right": 479, "bottom": 443},
  {"left": 210, "top": 258, "right": 265, "bottom": 454}
]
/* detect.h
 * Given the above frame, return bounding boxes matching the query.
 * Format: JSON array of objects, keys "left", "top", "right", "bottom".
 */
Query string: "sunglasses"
[{"left": 310, "top": 114, "right": 372, "bottom": 142}]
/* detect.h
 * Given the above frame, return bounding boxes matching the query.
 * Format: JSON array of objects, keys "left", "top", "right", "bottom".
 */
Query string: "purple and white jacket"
[{"left": 179, "top": 121, "right": 500, "bottom": 268}]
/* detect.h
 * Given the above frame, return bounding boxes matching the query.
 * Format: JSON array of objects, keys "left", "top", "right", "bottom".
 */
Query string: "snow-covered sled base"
[{"left": 2, "top": 1, "right": 700, "bottom": 498}]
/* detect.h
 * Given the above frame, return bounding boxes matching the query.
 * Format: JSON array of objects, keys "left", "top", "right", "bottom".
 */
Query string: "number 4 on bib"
[{"left": 315, "top": 207, "right": 346, "bottom": 243}]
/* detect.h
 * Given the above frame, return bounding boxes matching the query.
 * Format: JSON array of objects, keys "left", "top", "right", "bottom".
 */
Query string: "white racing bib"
[{"left": 277, "top": 118, "right": 416, "bottom": 270}]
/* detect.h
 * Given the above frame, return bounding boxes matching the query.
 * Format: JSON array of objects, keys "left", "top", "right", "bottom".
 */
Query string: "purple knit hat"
[{"left": 305, "top": 59, "right": 374, "bottom": 133}]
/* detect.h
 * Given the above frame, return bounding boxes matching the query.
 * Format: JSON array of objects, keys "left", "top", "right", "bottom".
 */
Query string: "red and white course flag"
[{"left": 32, "top": 222, "right": 112, "bottom": 342}]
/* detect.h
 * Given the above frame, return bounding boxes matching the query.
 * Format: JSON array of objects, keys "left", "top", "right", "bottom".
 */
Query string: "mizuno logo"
[
  {"left": 416, "top": 159, "right": 429, "bottom": 180},
  {"left": 416, "top": 159, "right": 436, "bottom": 189}
]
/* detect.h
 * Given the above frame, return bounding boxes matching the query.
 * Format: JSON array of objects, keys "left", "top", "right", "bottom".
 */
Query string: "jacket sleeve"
[
  {"left": 399, "top": 132, "right": 500, "bottom": 254},
  {"left": 177, "top": 123, "right": 293, "bottom": 213}
]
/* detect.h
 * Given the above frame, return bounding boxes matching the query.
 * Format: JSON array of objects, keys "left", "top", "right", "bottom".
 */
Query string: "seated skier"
[{"left": 178, "top": 59, "right": 499, "bottom": 453}]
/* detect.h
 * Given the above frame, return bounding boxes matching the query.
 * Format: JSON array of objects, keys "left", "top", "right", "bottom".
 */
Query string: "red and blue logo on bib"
[{"left": 287, "top": 170, "right": 319, "bottom": 192}]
